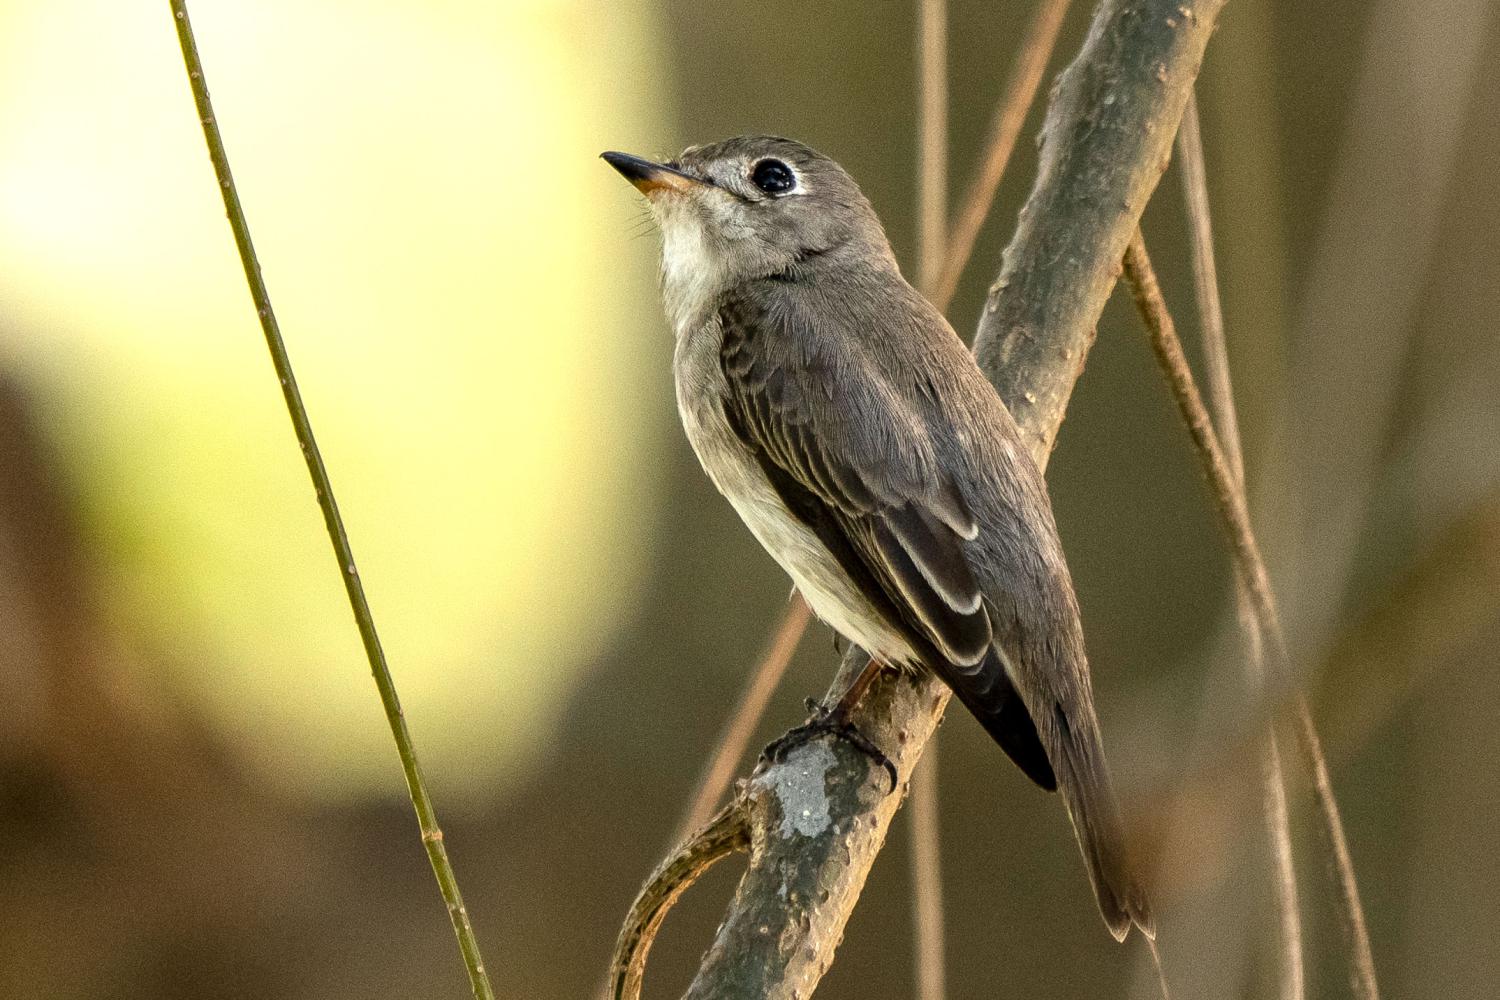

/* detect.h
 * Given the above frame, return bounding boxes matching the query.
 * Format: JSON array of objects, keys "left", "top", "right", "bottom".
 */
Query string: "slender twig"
[
  {"left": 613, "top": 803, "right": 751, "bottom": 1000},
  {"left": 1177, "top": 93, "right": 1305, "bottom": 1000},
  {"left": 909, "top": 742, "right": 948, "bottom": 1000},
  {"left": 929, "top": 0, "right": 1072, "bottom": 311},
  {"left": 1121, "top": 237, "right": 1283, "bottom": 652},
  {"left": 911, "top": 2, "right": 949, "bottom": 996},
  {"left": 1122, "top": 232, "right": 1378, "bottom": 1000},
  {"left": 917, "top": 0, "right": 949, "bottom": 295},
  {"left": 671, "top": 597, "right": 811, "bottom": 845},
  {"left": 1297, "top": 708, "right": 1378, "bottom": 999},
  {"left": 167, "top": 6, "right": 494, "bottom": 999},
  {"left": 1177, "top": 95, "right": 1242, "bottom": 479}
]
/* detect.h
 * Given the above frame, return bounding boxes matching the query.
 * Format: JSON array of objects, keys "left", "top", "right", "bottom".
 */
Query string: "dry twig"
[
  {"left": 611, "top": 804, "right": 751, "bottom": 1000},
  {"left": 1122, "top": 233, "right": 1378, "bottom": 1000},
  {"left": 909, "top": 743, "right": 948, "bottom": 1000},
  {"left": 1176, "top": 92, "right": 1305, "bottom": 1000},
  {"left": 929, "top": 0, "right": 1072, "bottom": 311},
  {"left": 916, "top": 0, "right": 950, "bottom": 295},
  {"left": 911, "top": 2, "right": 950, "bottom": 995}
]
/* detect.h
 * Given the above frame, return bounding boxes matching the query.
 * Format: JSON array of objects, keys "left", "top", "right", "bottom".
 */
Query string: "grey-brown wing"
[
  {"left": 717, "top": 291, "right": 1056, "bottom": 790},
  {"left": 717, "top": 291, "right": 990, "bottom": 668}
]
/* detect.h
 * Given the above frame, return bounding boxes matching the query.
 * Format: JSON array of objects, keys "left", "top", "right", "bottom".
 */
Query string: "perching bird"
[{"left": 603, "top": 135, "right": 1153, "bottom": 942}]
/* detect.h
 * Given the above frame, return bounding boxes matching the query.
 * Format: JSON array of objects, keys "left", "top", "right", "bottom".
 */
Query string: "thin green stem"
[{"left": 168, "top": 6, "right": 494, "bottom": 998}]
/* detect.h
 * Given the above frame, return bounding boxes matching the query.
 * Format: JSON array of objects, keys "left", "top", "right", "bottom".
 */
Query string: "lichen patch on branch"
[{"left": 759, "top": 743, "right": 839, "bottom": 839}]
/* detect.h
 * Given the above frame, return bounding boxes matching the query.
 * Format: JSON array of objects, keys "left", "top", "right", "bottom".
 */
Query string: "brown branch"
[
  {"left": 971, "top": 1, "right": 1223, "bottom": 460},
  {"left": 611, "top": 803, "right": 751, "bottom": 1000},
  {"left": 929, "top": 0, "right": 1073, "bottom": 312},
  {"left": 673, "top": 649, "right": 948, "bottom": 999},
  {"left": 1122, "top": 233, "right": 1379, "bottom": 1000},
  {"left": 649, "top": 4, "right": 1227, "bottom": 998},
  {"left": 1176, "top": 92, "right": 1305, "bottom": 1000}
]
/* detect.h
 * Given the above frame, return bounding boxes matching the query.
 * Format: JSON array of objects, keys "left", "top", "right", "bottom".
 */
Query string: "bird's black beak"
[{"left": 600, "top": 151, "right": 705, "bottom": 195}]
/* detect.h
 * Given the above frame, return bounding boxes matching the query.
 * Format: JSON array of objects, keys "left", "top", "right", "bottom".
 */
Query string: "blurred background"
[{"left": 0, "top": 0, "right": 1495, "bottom": 997}]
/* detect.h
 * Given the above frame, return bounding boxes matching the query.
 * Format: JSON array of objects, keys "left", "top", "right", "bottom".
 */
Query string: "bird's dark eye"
[{"left": 750, "top": 158, "right": 796, "bottom": 195}]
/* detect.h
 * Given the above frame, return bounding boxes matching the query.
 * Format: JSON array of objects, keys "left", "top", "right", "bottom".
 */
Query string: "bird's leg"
[
  {"left": 761, "top": 657, "right": 897, "bottom": 792},
  {"left": 825, "top": 654, "right": 883, "bottom": 716}
]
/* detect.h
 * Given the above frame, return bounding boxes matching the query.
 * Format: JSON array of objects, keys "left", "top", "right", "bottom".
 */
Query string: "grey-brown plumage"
[{"left": 603, "top": 136, "right": 1153, "bottom": 941}]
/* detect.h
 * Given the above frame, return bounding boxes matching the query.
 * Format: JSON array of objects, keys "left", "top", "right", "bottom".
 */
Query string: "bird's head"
[{"left": 602, "top": 136, "right": 895, "bottom": 326}]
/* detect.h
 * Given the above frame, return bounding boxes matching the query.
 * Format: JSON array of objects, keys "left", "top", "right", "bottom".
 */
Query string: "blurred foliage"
[
  {"left": 0, "top": 0, "right": 672, "bottom": 798},
  {"left": 0, "top": 0, "right": 1497, "bottom": 998}
]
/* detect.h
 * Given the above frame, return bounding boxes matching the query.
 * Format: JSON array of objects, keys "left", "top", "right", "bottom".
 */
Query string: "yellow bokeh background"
[{"left": 0, "top": 0, "right": 673, "bottom": 798}]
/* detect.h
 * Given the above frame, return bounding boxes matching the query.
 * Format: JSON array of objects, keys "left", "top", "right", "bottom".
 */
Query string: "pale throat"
[{"left": 653, "top": 200, "right": 744, "bottom": 336}]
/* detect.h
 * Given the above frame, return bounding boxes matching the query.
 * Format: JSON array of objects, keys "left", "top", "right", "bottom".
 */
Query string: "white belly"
[{"left": 673, "top": 325, "right": 915, "bottom": 666}]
